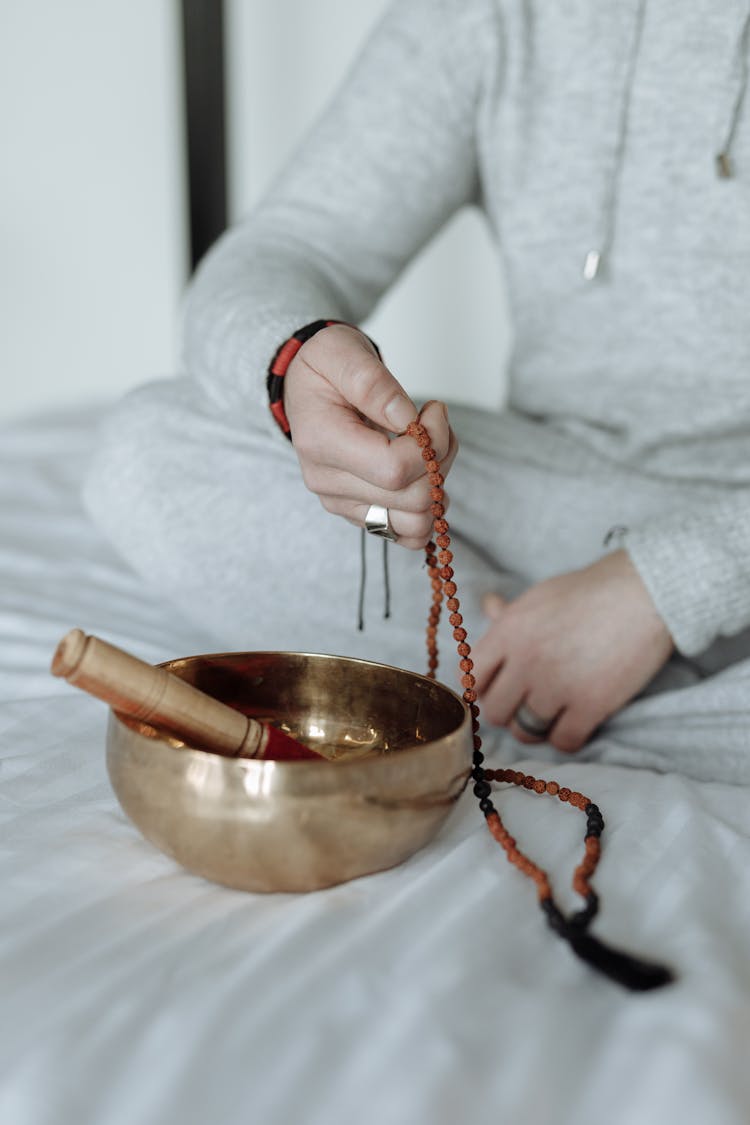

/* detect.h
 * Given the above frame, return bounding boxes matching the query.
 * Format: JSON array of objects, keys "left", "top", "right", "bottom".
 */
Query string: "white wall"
[
  {"left": 0, "top": 0, "right": 186, "bottom": 423},
  {"left": 226, "top": 0, "right": 509, "bottom": 411},
  {"left": 0, "top": 1, "right": 508, "bottom": 425}
]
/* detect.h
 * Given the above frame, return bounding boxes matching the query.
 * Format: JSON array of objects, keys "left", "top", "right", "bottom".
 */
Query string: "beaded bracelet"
[
  {"left": 405, "top": 418, "right": 675, "bottom": 992},
  {"left": 267, "top": 319, "right": 382, "bottom": 439}
]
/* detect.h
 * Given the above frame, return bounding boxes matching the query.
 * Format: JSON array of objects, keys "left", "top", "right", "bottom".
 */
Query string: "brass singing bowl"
[{"left": 106, "top": 651, "right": 472, "bottom": 893}]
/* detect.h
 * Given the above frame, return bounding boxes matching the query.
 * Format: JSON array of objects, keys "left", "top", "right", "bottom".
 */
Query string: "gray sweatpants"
[{"left": 83, "top": 377, "right": 750, "bottom": 785}]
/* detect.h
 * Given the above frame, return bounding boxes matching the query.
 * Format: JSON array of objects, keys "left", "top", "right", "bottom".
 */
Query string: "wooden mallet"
[{"left": 51, "top": 629, "right": 325, "bottom": 762}]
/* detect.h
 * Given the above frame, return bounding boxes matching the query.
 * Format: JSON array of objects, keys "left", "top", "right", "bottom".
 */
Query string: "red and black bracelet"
[{"left": 266, "top": 319, "right": 382, "bottom": 439}]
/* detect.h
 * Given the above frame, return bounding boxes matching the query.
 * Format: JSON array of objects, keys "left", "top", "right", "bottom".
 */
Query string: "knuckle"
[
  {"left": 481, "top": 698, "right": 505, "bottom": 727},
  {"left": 378, "top": 457, "right": 411, "bottom": 493},
  {"left": 341, "top": 353, "right": 383, "bottom": 403},
  {"left": 297, "top": 323, "right": 342, "bottom": 364},
  {"left": 396, "top": 510, "right": 433, "bottom": 542},
  {"left": 299, "top": 464, "right": 321, "bottom": 493},
  {"left": 488, "top": 706, "right": 507, "bottom": 729},
  {"left": 292, "top": 429, "right": 319, "bottom": 462},
  {"left": 395, "top": 478, "right": 426, "bottom": 514}
]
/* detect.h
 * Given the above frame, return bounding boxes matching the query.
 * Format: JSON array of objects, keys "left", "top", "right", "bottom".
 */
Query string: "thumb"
[
  {"left": 482, "top": 592, "right": 507, "bottom": 620},
  {"left": 313, "top": 327, "right": 417, "bottom": 433}
]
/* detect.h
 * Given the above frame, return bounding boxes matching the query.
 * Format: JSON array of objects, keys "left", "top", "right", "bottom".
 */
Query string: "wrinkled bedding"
[{"left": 1, "top": 407, "right": 749, "bottom": 1125}]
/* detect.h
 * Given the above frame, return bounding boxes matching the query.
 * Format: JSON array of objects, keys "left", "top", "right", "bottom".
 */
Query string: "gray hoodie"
[{"left": 89, "top": 0, "right": 750, "bottom": 661}]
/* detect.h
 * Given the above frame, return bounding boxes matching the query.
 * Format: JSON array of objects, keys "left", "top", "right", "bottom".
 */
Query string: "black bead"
[
  {"left": 472, "top": 750, "right": 485, "bottom": 765},
  {"left": 479, "top": 797, "right": 495, "bottom": 815},
  {"left": 473, "top": 780, "right": 492, "bottom": 799},
  {"left": 586, "top": 807, "right": 605, "bottom": 831}
]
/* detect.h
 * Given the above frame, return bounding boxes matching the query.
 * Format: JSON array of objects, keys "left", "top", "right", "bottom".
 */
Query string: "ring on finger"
[
  {"left": 364, "top": 503, "right": 399, "bottom": 542},
  {"left": 513, "top": 702, "right": 555, "bottom": 739}
]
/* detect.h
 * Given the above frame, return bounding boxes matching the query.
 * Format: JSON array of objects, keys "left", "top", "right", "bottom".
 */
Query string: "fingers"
[
  {"left": 305, "top": 326, "right": 418, "bottom": 434},
  {"left": 299, "top": 428, "right": 458, "bottom": 511},
  {"left": 481, "top": 664, "right": 594, "bottom": 753},
  {"left": 481, "top": 666, "right": 567, "bottom": 748},
  {"left": 474, "top": 598, "right": 585, "bottom": 750},
  {"left": 476, "top": 661, "right": 529, "bottom": 728},
  {"left": 289, "top": 330, "right": 454, "bottom": 491},
  {"left": 297, "top": 323, "right": 418, "bottom": 433},
  {"left": 305, "top": 398, "right": 454, "bottom": 491},
  {"left": 320, "top": 497, "right": 451, "bottom": 551},
  {"left": 351, "top": 504, "right": 434, "bottom": 551},
  {"left": 507, "top": 698, "right": 562, "bottom": 746},
  {"left": 542, "top": 712, "right": 600, "bottom": 755},
  {"left": 285, "top": 325, "right": 459, "bottom": 550}
]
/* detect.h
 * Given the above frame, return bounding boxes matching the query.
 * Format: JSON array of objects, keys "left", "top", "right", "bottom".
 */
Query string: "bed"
[{"left": 2, "top": 405, "right": 749, "bottom": 1125}]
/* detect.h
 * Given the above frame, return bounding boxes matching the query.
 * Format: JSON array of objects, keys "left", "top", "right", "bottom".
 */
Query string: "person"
[{"left": 83, "top": 0, "right": 750, "bottom": 784}]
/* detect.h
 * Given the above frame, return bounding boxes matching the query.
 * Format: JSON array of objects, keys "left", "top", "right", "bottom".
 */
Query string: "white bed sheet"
[{"left": 1, "top": 407, "right": 749, "bottom": 1125}]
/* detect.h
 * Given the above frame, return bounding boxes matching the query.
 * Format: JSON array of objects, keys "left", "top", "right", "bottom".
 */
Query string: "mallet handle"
[{"left": 52, "top": 629, "right": 267, "bottom": 758}]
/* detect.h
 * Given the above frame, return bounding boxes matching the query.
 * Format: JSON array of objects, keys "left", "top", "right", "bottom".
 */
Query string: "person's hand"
[
  {"left": 284, "top": 323, "right": 457, "bottom": 549},
  {"left": 472, "top": 549, "right": 674, "bottom": 752}
]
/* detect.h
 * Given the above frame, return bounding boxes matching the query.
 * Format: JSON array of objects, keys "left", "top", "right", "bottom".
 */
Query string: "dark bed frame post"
[{"left": 180, "top": 0, "right": 228, "bottom": 272}]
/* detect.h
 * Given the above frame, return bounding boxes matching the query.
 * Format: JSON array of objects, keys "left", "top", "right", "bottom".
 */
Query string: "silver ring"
[
  {"left": 364, "top": 503, "right": 398, "bottom": 542},
  {"left": 513, "top": 703, "right": 554, "bottom": 739}
]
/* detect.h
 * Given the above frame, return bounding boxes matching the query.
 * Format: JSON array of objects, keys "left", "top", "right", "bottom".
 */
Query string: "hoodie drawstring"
[
  {"left": 357, "top": 530, "right": 391, "bottom": 632},
  {"left": 585, "top": 0, "right": 750, "bottom": 278},
  {"left": 717, "top": 4, "right": 750, "bottom": 178},
  {"left": 583, "top": 0, "right": 648, "bottom": 281}
]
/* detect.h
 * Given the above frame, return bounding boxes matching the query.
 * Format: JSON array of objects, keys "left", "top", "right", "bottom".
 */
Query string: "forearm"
[
  {"left": 182, "top": 223, "right": 365, "bottom": 425},
  {"left": 180, "top": 0, "right": 497, "bottom": 419}
]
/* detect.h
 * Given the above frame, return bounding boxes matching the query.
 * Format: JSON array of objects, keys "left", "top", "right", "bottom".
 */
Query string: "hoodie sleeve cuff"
[{"left": 623, "top": 504, "right": 750, "bottom": 657}]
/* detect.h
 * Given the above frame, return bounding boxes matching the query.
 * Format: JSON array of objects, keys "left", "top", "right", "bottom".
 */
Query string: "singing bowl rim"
[{"left": 109, "top": 649, "right": 472, "bottom": 789}]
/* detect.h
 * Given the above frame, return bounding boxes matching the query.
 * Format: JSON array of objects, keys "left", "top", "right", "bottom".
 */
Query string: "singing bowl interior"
[{"left": 106, "top": 651, "right": 472, "bottom": 892}]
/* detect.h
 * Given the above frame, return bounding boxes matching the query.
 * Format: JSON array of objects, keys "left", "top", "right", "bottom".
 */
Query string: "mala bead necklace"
[{"left": 405, "top": 419, "right": 674, "bottom": 992}]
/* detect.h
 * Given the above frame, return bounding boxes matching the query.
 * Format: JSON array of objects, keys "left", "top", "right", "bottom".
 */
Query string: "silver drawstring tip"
[
  {"left": 716, "top": 152, "right": 733, "bottom": 178},
  {"left": 603, "top": 524, "right": 629, "bottom": 549},
  {"left": 583, "top": 249, "right": 602, "bottom": 281}
]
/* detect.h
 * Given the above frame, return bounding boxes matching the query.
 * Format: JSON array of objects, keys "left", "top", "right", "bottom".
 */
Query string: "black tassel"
[
  {"left": 565, "top": 928, "right": 675, "bottom": 992},
  {"left": 541, "top": 897, "right": 674, "bottom": 992}
]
